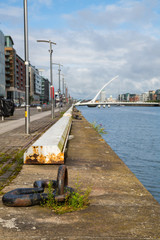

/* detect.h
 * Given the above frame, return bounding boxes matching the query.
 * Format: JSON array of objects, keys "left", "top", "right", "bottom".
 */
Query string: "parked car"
[
  {"left": 14, "top": 103, "right": 21, "bottom": 108},
  {"left": 21, "top": 102, "right": 26, "bottom": 107}
]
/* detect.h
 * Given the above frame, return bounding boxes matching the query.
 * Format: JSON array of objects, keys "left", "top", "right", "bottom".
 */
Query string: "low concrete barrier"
[{"left": 24, "top": 106, "right": 73, "bottom": 164}]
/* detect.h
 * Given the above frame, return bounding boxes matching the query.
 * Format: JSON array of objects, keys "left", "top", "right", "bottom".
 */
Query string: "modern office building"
[
  {"left": 155, "top": 89, "right": 160, "bottom": 101},
  {"left": 29, "top": 65, "right": 42, "bottom": 103},
  {"left": 40, "top": 77, "right": 49, "bottom": 104},
  {"left": 118, "top": 93, "right": 130, "bottom": 101},
  {"left": 0, "top": 31, "right": 5, "bottom": 97}
]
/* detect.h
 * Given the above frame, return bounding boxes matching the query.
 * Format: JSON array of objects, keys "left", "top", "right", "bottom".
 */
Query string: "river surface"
[{"left": 78, "top": 106, "right": 160, "bottom": 203}]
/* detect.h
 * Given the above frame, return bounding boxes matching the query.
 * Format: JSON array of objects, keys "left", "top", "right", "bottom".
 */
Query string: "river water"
[{"left": 78, "top": 106, "right": 160, "bottom": 203}]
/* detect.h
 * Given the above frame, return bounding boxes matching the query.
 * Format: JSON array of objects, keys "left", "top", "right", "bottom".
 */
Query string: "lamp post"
[
  {"left": 37, "top": 40, "right": 56, "bottom": 119},
  {"left": 61, "top": 74, "right": 64, "bottom": 95},
  {"left": 52, "top": 63, "right": 63, "bottom": 94},
  {"left": 23, "top": 0, "right": 30, "bottom": 134},
  {"left": 64, "top": 81, "right": 67, "bottom": 103}
]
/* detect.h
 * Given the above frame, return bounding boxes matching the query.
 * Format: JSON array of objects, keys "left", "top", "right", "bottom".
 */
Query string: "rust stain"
[
  {"left": 24, "top": 147, "right": 64, "bottom": 165},
  {"left": 14, "top": 197, "right": 31, "bottom": 207},
  {"left": 98, "top": 138, "right": 105, "bottom": 142}
]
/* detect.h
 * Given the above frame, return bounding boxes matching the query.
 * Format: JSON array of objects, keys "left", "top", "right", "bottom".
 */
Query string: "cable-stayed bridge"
[{"left": 75, "top": 76, "right": 160, "bottom": 107}]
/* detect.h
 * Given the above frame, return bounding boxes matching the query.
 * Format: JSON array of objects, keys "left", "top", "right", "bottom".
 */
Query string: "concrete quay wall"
[{"left": 0, "top": 109, "right": 160, "bottom": 239}]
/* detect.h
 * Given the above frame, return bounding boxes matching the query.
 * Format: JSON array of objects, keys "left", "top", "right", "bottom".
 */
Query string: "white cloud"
[
  {"left": 0, "top": 6, "right": 23, "bottom": 25},
  {"left": 36, "top": 0, "right": 52, "bottom": 7},
  {"left": 1, "top": 0, "right": 160, "bottom": 99}
]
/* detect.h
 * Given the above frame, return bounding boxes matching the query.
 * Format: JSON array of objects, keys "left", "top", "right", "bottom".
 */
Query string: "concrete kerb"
[{"left": 23, "top": 106, "right": 73, "bottom": 164}]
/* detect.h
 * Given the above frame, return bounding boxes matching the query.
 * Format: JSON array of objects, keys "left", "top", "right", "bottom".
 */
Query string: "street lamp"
[
  {"left": 52, "top": 63, "right": 63, "bottom": 94},
  {"left": 61, "top": 74, "right": 64, "bottom": 95},
  {"left": 23, "top": 0, "right": 30, "bottom": 134},
  {"left": 37, "top": 40, "right": 56, "bottom": 119},
  {"left": 38, "top": 69, "right": 45, "bottom": 76},
  {"left": 64, "top": 81, "right": 67, "bottom": 103}
]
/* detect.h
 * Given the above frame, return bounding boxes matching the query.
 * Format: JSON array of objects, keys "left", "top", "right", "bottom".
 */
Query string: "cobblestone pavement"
[{"left": 0, "top": 106, "right": 67, "bottom": 190}]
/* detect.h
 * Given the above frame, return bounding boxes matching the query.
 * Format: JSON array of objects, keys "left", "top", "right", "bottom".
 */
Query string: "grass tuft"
[
  {"left": 41, "top": 179, "right": 91, "bottom": 214},
  {"left": 91, "top": 121, "right": 107, "bottom": 135}
]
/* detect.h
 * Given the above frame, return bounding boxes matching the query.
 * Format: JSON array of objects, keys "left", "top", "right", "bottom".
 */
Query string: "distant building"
[
  {"left": 29, "top": 65, "right": 42, "bottom": 103},
  {"left": 148, "top": 90, "right": 156, "bottom": 101},
  {"left": 129, "top": 94, "right": 139, "bottom": 102},
  {"left": 40, "top": 77, "right": 49, "bottom": 104},
  {"left": 100, "top": 91, "right": 106, "bottom": 102},
  {"left": 139, "top": 92, "right": 149, "bottom": 102},
  {"left": 0, "top": 31, "right": 5, "bottom": 97},
  {"left": 107, "top": 95, "right": 115, "bottom": 102},
  {"left": 155, "top": 89, "right": 160, "bottom": 101},
  {"left": 118, "top": 93, "right": 130, "bottom": 101}
]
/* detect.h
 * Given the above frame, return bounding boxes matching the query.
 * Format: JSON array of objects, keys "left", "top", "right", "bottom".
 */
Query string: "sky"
[{"left": 0, "top": 0, "right": 160, "bottom": 99}]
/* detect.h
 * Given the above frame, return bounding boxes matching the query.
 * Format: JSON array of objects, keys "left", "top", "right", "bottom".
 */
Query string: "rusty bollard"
[{"left": 2, "top": 165, "right": 74, "bottom": 207}]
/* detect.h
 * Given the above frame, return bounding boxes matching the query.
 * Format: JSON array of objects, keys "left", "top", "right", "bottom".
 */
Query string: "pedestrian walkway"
[
  {"left": 0, "top": 110, "right": 159, "bottom": 239},
  {"left": 0, "top": 109, "right": 59, "bottom": 134}
]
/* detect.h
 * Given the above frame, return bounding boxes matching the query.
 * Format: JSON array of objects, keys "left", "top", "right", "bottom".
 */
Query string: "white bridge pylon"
[{"left": 90, "top": 75, "right": 119, "bottom": 103}]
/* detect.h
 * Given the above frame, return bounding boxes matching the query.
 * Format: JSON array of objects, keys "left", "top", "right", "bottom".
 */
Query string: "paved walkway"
[
  {"left": 0, "top": 110, "right": 159, "bottom": 239},
  {"left": 0, "top": 109, "right": 59, "bottom": 134}
]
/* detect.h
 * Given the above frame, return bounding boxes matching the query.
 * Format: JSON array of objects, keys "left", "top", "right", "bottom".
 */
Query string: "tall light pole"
[
  {"left": 52, "top": 63, "right": 63, "bottom": 94},
  {"left": 64, "top": 81, "right": 67, "bottom": 103},
  {"left": 37, "top": 40, "right": 56, "bottom": 119},
  {"left": 24, "top": 0, "right": 30, "bottom": 134},
  {"left": 61, "top": 74, "right": 64, "bottom": 95}
]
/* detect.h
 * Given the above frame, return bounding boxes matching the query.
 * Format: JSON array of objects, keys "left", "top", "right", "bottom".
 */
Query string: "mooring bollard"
[
  {"left": 73, "top": 114, "right": 82, "bottom": 120},
  {"left": 2, "top": 165, "right": 74, "bottom": 207}
]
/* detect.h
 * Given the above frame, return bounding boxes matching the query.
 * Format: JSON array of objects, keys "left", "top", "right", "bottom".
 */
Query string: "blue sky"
[{"left": 0, "top": 0, "right": 160, "bottom": 99}]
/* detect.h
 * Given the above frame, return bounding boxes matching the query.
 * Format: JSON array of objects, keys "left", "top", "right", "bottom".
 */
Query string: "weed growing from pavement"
[
  {"left": 41, "top": 179, "right": 91, "bottom": 214},
  {"left": 0, "top": 153, "right": 12, "bottom": 163},
  {"left": 0, "top": 149, "right": 25, "bottom": 191},
  {"left": 60, "top": 111, "right": 65, "bottom": 118},
  {"left": 91, "top": 121, "right": 107, "bottom": 135}
]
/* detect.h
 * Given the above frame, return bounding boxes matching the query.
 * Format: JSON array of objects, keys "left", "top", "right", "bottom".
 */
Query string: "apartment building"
[
  {"left": 15, "top": 54, "right": 25, "bottom": 104},
  {"left": 4, "top": 36, "right": 26, "bottom": 103},
  {"left": 5, "top": 36, "right": 16, "bottom": 99},
  {"left": 129, "top": 94, "right": 139, "bottom": 102},
  {"left": 0, "top": 31, "right": 5, "bottom": 97}
]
